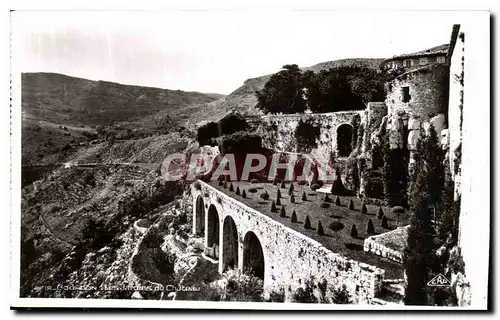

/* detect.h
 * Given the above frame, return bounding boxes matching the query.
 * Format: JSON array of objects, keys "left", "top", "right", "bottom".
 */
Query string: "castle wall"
[
  {"left": 191, "top": 180, "right": 386, "bottom": 303},
  {"left": 257, "top": 110, "right": 367, "bottom": 165},
  {"left": 385, "top": 64, "right": 449, "bottom": 122}
]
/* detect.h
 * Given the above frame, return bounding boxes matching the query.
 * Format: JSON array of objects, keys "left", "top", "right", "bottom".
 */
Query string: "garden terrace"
[{"left": 206, "top": 180, "right": 410, "bottom": 279}]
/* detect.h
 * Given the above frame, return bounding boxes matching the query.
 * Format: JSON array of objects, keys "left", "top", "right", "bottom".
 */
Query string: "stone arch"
[
  {"left": 337, "top": 124, "right": 354, "bottom": 157},
  {"left": 222, "top": 216, "right": 239, "bottom": 271},
  {"left": 207, "top": 204, "right": 220, "bottom": 249},
  {"left": 195, "top": 195, "right": 205, "bottom": 236},
  {"left": 242, "top": 231, "right": 265, "bottom": 280}
]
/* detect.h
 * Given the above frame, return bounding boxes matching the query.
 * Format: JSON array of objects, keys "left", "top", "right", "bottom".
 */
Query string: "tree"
[
  {"left": 303, "top": 215, "right": 312, "bottom": 229},
  {"left": 276, "top": 197, "right": 282, "bottom": 206},
  {"left": 366, "top": 219, "right": 375, "bottom": 235},
  {"left": 361, "top": 203, "right": 367, "bottom": 214},
  {"left": 350, "top": 224, "right": 358, "bottom": 238},
  {"left": 290, "top": 193, "right": 295, "bottom": 203},
  {"left": 271, "top": 201, "right": 277, "bottom": 213},
  {"left": 317, "top": 220, "right": 325, "bottom": 235},
  {"left": 302, "top": 191, "right": 307, "bottom": 201},
  {"left": 289, "top": 183, "right": 295, "bottom": 194},
  {"left": 256, "top": 64, "right": 307, "bottom": 114},
  {"left": 348, "top": 199, "right": 354, "bottom": 210},
  {"left": 291, "top": 210, "right": 297, "bottom": 222},
  {"left": 280, "top": 206, "right": 286, "bottom": 218},
  {"left": 335, "top": 196, "right": 341, "bottom": 206},
  {"left": 404, "top": 127, "right": 440, "bottom": 306},
  {"left": 242, "top": 190, "right": 247, "bottom": 198},
  {"left": 229, "top": 184, "right": 234, "bottom": 192},
  {"left": 377, "top": 207, "right": 384, "bottom": 219},
  {"left": 381, "top": 216, "right": 389, "bottom": 229},
  {"left": 235, "top": 186, "right": 240, "bottom": 195},
  {"left": 277, "top": 188, "right": 282, "bottom": 199}
]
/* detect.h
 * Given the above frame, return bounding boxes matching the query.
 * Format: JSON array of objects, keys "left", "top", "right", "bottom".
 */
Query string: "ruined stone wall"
[
  {"left": 258, "top": 111, "right": 367, "bottom": 165},
  {"left": 385, "top": 64, "right": 449, "bottom": 121},
  {"left": 191, "top": 181, "right": 386, "bottom": 304}
]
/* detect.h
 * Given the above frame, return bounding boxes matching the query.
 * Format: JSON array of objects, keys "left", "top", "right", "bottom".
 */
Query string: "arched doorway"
[
  {"left": 195, "top": 196, "right": 205, "bottom": 236},
  {"left": 207, "top": 205, "right": 220, "bottom": 259},
  {"left": 242, "top": 231, "right": 265, "bottom": 280},
  {"left": 222, "top": 216, "right": 239, "bottom": 271},
  {"left": 337, "top": 124, "right": 354, "bottom": 157}
]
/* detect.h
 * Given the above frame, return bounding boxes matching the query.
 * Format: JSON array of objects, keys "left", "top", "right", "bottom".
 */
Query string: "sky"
[{"left": 12, "top": 11, "right": 456, "bottom": 95}]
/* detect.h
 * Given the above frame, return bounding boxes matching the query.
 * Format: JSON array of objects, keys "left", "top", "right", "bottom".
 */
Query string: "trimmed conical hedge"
[
  {"left": 317, "top": 220, "right": 325, "bottom": 235},
  {"left": 291, "top": 210, "right": 297, "bottom": 223},
  {"left": 303, "top": 215, "right": 312, "bottom": 229},
  {"left": 350, "top": 224, "right": 358, "bottom": 238},
  {"left": 280, "top": 206, "right": 286, "bottom": 218},
  {"left": 366, "top": 219, "right": 375, "bottom": 234}
]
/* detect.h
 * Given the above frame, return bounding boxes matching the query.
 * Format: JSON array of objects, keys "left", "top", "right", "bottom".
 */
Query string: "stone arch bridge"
[{"left": 191, "top": 180, "right": 385, "bottom": 303}]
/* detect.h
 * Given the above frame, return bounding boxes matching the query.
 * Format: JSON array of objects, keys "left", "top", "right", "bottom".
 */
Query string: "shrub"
[
  {"left": 291, "top": 211, "right": 297, "bottom": 222},
  {"left": 320, "top": 202, "right": 330, "bottom": 208},
  {"left": 235, "top": 186, "right": 240, "bottom": 195},
  {"left": 277, "top": 188, "right": 282, "bottom": 198},
  {"left": 260, "top": 191, "right": 270, "bottom": 200},
  {"left": 297, "top": 180, "right": 307, "bottom": 186},
  {"left": 248, "top": 188, "right": 257, "bottom": 193},
  {"left": 218, "top": 179, "right": 224, "bottom": 186},
  {"left": 250, "top": 179, "right": 259, "bottom": 184},
  {"left": 310, "top": 183, "right": 320, "bottom": 191},
  {"left": 303, "top": 215, "right": 312, "bottom": 229},
  {"left": 291, "top": 279, "right": 317, "bottom": 303},
  {"left": 377, "top": 207, "right": 384, "bottom": 219},
  {"left": 295, "top": 119, "right": 321, "bottom": 153},
  {"left": 350, "top": 224, "right": 358, "bottom": 238},
  {"left": 366, "top": 219, "right": 375, "bottom": 234},
  {"left": 329, "top": 221, "right": 344, "bottom": 234},
  {"left": 290, "top": 192, "right": 296, "bottom": 204},
  {"left": 289, "top": 183, "right": 295, "bottom": 194},
  {"left": 302, "top": 191, "right": 307, "bottom": 201},
  {"left": 330, "top": 171, "right": 345, "bottom": 195},
  {"left": 223, "top": 181, "right": 228, "bottom": 189},
  {"left": 280, "top": 180, "right": 286, "bottom": 188},
  {"left": 229, "top": 184, "right": 234, "bottom": 192},
  {"left": 194, "top": 181, "right": 201, "bottom": 190},
  {"left": 331, "top": 285, "right": 351, "bottom": 304},
  {"left": 335, "top": 196, "right": 341, "bottom": 206},
  {"left": 317, "top": 221, "right": 325, "bottom": 235},
  {"left": 276, "top": 197, "right": 282, "bottom": 206},
  {"left": 217, "top": 268, "right": 264, "bottom": 302},
  {"left": 220, "top": 131, "right": 262, "bottom": 154},
  {"left": 381, "top": 216, "right": 389, "bottom": 229},
  {"left": 361, "top": 203, "right": 367, "bottom": 215},
  {"left": 271, "top": 201, "right": 277, "bottom": 213},
  {"left": 266, "top": 288, "right": 286, "bottom": 303},
  {"left": 242, "top": 190, "right": 247, "bottom": 198},
  {"left": 280, "top": 206, "right": 286, "bottom": 218},
  {"left": 272, "top": 178, "right": 278, "bottom": 186},
  {"left": 348, "top": 199, "right": 354, "bottom": 210}
]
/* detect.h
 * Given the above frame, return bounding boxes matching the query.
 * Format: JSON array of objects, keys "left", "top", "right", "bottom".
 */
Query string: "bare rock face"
[
  {"left": 440, "top": 129, "right": 450, "bottom": 150},
  {"left": 407, "top": 129, "right": 421, "bottom": 151},
  {"left": 430, "top": 113, "right": 446, "bottom": 134}
]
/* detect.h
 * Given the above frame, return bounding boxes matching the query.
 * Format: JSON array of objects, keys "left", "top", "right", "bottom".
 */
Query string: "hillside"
[
  {"left": 185, "top": 58, "right": 386, "bottom": 125},
  {"left": 22, "top": 72, "right": 223, "bottom": 126},
  {"left": 21, "top": 73, "right": 224, "bottom": 166}
]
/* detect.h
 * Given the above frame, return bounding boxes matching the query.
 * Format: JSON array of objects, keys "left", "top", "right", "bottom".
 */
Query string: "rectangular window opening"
[{"left": 402, "top": 86, "right": 411, "bottom": 103}]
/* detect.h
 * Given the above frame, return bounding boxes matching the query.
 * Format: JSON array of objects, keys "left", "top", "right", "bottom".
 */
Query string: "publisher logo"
[{"left": 427, "top": 274, "right": 451, "bottom": 287}]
